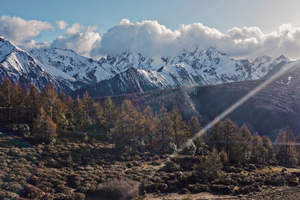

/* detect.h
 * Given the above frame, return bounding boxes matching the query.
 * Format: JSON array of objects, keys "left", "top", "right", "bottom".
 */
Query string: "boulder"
[{"left": 179, "top": 142, "right": 196, "bottom": 155}]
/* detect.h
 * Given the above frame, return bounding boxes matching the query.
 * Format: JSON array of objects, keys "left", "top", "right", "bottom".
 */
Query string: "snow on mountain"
[
  {"left": 0, "top": 37, "right": 73, "bottom": 91},
  {"left": 30, "top": 48, "right": 114, "bottom": 84},
  {"left": 75, "top": 48, "right": 290, "bottom": 97},
  {"left": 0, "top": 36, "right": 291, "bottom": 96}
]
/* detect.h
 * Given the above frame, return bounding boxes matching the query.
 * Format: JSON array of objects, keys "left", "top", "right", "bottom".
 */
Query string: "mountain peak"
[{"left": 0, "top": 37, "right": 293, "bottom": 96}]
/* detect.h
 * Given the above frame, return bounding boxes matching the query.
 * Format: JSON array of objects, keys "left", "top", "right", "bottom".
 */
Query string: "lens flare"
[{"left": 161, "top": 61, "right": 300, "bottom": 166}]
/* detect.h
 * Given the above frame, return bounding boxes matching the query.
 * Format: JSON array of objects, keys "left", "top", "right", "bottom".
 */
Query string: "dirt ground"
[{"left": 141, "top": 186, "right": 300, "bottom": 200}]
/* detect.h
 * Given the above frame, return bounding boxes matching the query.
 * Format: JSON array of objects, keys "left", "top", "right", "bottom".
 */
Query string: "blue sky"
[
  {"left": 2, "top": 0, "right": 300, "bottom": 59},
  {"left": 2, "top": 0, "right": 300, "bottom": 42}
]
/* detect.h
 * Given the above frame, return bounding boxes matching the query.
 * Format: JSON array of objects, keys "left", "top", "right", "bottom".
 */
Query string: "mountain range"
[
  {"left": 112, "top": 59, "right": 300, "bottom": 139},
  {"left": 0, "top": 36, "right": 292, "bottom": 96}
]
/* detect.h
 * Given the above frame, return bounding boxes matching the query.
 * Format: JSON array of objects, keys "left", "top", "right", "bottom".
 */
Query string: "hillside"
[{"left": 112, "top": 62, "right": 300, "bottom": 139}]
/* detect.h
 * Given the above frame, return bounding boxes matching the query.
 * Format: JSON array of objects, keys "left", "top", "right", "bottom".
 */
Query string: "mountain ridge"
[{"left": 0, "top": 36, "right": 292, "bottom": 96}]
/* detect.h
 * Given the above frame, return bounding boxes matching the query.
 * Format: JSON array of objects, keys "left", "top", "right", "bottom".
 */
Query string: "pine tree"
[
  {"left": 194, "top": 148, "right": 223, "bottom": 180},
  {"left": 188, "top": 115, "right": 201, "bottom": 136},
  {"left": 0, "top": 78, "right": 15, "bottom": 122},
  {"left": 111, "top": 100, "right": 142, "bottom": 150},
  {"left": 157, "top": 106, "right": 174, "bottom": 141},
  {"left": 24, "top": 84, "right": 41, "bottom": 123},
  {"left": 275, "top": 128, "right": 298, "bottom": 167},
  {"left": 101, "top": 97, "right": 117, "bottom": 134},
  {"left": 93, "top": 102, "right": 104, "bottom": 130},
  {"left": 41, "top": 84, "right": 58, "bottom": 120},
  {"left": 208, "top": 118, "right": 238, "bottom": 159},
  {"left": 80, "top": 92, "right": 94, "bottom": 129},
  {"left": 262, "top": 135, "right": 274, "bottom": 162},
  {"left": 32, "top": 108, "right": 57, "bottom": 144},
  {"left": 170, "top": 108, "right": 188, "bottom": 146},
  {"left": 140, "top": 106, "right": 157, "bottom": 144},
  {"left": 232, "top": 124, "right": 253, "bottom": 163},
  {"left": 0, "top": 78, "right": 14, "bottom": 107}
]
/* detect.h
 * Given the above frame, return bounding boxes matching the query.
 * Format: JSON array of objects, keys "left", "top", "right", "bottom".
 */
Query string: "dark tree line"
[{"left": 0, "top": 79, "right": 299, "bottom": 167}]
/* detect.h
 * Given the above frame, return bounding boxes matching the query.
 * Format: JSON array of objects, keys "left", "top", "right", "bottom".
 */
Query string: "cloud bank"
[
  {"left": 2, "top": 16, "right": 300, "bottom": 59},
  {"left": 91, "top": 19, "right": 300, "bottom": 59},
  {"left": 0, "top": 15, "right": 53, "bottom": 45},
  {"left": 56, "top": 20, "right": 68, "bottom": 30},
  {"left": 51, "top": 25, "right": 101, "bottom": 57}
]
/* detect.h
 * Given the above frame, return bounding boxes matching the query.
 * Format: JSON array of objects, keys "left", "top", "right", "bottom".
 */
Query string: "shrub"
[
  {"left": 87, "top": 178, "right": 141, "bottom": 200},
  {"left": 193, "top": 149, "right": 223, "bottom": 180},
  {"left": 179, "top": 141, "right": 196, "bottom": 155}
]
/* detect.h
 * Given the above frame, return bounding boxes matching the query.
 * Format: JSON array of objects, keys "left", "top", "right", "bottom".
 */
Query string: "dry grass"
[
  {"left": 87, "top": 178, "right": 141, "bottom": 200},
  {"left": 255, "top": 166, "right": 283, "bottom": 175}
]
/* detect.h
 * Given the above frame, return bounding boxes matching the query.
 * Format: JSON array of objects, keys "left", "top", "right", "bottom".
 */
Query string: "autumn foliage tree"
[
  {"left": 32, "top": 108, "right": 57, "bottom": 144},
  {"left": 0, "top": 79, "right": 297, "bottom": 168},
  {"left": 275, "top": 128, "right": 298, "bottom": 167}
]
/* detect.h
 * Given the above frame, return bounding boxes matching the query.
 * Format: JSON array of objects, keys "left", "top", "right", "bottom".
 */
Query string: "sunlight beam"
[{"left": 163, "top": 61, "right": 300, "bottom": 165}]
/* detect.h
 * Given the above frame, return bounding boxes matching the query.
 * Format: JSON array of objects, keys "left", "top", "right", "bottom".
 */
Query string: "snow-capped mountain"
[
  {"left": 0, "top": 36, "right": 73, "bottom": 91},
  {"left": 29, "top": 48, "right": 115, "bottom": 84},
  {"left": 75, "top": 48, "right": 290, "bottom": 97},
  {"left": 0, "top": 36, "right": 291, "bottom": 96}
]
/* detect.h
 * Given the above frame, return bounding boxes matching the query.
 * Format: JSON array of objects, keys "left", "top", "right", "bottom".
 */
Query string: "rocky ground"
[{"left": 1, "top": 131, "right": 300, "bottom": 200}]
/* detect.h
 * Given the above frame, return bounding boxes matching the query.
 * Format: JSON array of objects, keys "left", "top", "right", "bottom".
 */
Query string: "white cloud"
[
  {"left": 91, "top": 20, "right": 179, "bottom": 57},
  {"left": 56, "top": 20, "right": 68, "bottom": 30},
  {"left": 4, "top": 16, "right": 300, "bottom": 59},
  {"left": 51, "top": 25, "right": 101, "bottom": 57},
  {"left": 91, "top": 19, "right": 300, "bottom": 59},
  {"left": 0, "top": 15, "right": 54, "bottom": 44},
  {"left": 66, "top": 23, "right": 83, "bottom": 35}
]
